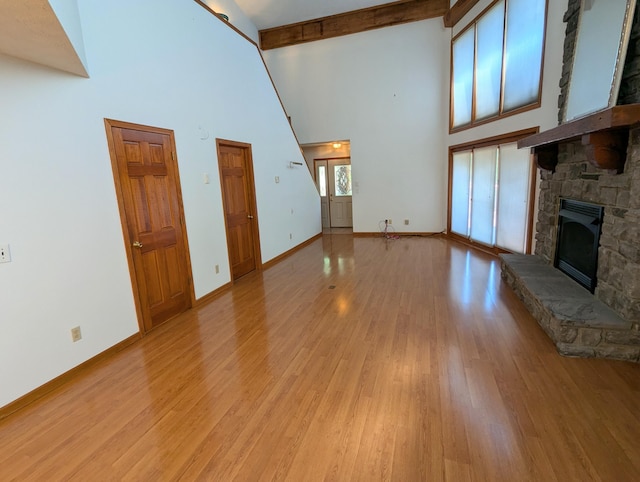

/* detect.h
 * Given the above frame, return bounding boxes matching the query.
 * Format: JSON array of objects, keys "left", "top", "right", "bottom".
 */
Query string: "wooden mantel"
[{"left": 518, "top": 104, "right": 640, "bottom": 173}]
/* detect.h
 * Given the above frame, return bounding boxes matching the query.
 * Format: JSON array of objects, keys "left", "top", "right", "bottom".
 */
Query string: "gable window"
[{"left": 451, "top": 0, "right": 547, "bottom": 131}]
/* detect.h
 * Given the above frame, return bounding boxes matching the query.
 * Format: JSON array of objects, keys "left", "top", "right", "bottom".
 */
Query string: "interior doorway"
[
  {"left": 303, "top": 141, "right": 353, "bottom": 229},
  {"left": 314, "top": 157, "right": 352, "bottom": 228}
]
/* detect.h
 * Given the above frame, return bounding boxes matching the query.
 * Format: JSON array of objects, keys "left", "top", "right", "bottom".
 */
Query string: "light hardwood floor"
[{"left": 1, "top": 235, "right": 639, "bottom": 481}]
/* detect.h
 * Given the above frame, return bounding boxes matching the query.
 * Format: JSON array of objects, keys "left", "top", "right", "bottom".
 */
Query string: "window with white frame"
[{"left": 451, "top": 0, "right": 547, "bottom": 130}]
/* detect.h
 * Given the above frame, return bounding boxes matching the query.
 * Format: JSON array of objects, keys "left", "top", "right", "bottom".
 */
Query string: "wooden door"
[
  {"left": 328, "top": 158, "right": 353, "bottom": 228},
  {"left": 216, "top": 139, "right": 261, "bottom": 281},
  {"left": 105, "top": 119, "right": 192, "bottom": 333}
]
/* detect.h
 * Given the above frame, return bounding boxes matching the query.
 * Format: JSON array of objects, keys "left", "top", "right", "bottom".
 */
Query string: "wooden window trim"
[
  {"left": 447, "top": 127, "right": 539, "bottom": 254},
  {"left": 449, "top": 0, "right": 549, "bottom": 134},
  {"left": 443, "top": 0, "right": 480, "bottom": 28}
]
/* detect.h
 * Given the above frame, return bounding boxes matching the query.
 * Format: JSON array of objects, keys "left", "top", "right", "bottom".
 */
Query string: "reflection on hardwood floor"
[
  {"left": 322, "top": 227, "right": 353, "bottom": 235},
  {"left": 0, "top": 235, "right": 639, "bottom": 481}
]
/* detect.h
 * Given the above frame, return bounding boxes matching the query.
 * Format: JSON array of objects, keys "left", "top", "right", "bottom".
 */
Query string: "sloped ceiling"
[
  {"left": 232, "top": 0, "right": 395, "bottom": 30},
  {"left": 0, "top": 0, "right": 88, "bottom": 77}
]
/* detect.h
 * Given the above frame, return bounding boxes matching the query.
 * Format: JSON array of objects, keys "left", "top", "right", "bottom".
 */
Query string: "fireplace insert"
[{"left": 554, "top": 199, "right": 604, "bottom": 293}]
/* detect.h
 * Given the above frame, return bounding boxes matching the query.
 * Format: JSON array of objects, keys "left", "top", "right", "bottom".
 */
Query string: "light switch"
[
  {"left": 275, "top": 176, "right": 280, "bottom": 184},
  {"left": 204, "top": 173, "right": 210, "bottom": 184}
]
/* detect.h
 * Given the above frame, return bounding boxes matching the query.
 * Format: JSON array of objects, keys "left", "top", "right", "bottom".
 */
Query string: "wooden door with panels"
[
  {"left": 216, "top": 139, "right": 262, "bottom": 281},
  {"left": 105, "top": 119, "right": 193, "bottom": 333}
]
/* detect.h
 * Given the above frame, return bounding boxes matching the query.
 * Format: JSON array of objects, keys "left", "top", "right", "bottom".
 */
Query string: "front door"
[
  {"left": 217, "top": 139, "right": 261, "bottom": 281},
  {"left": 328, "top": 158, "right": 353, "bottom": 228},
  {"left": 105, "top": 119, "right": 193, "bottom": 333}
]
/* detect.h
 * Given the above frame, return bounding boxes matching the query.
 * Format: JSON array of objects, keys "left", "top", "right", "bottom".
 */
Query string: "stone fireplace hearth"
[
  {"left": 498, "top": 0, "right": 640, "bottom": 363},
  {"left": 500, "top": 254, "right": 638, "bottom": 361},
  {"left": 501, "top": 122, "right": 640, "bottom": 363},
  {"left": 536, "top": 135, "right": 640, "bottom": 322}
]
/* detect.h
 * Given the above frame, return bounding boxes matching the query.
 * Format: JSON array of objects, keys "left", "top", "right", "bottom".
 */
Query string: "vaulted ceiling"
[
  {"left": 238, "top": 0, "right": 452, "bottom": 50},
  {"left": 0, "top": 0, "right": 471, "bottom": 77},
  {"left": 232, "top": 0, "right": 397, "bottom": 30}
]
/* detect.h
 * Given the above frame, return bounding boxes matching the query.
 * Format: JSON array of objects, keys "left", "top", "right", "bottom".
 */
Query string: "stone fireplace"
[
  {"left": 535, "top": 139, "right": 640, "bottom": 320},
  {"left": 501, "top": 132, "right": 640, "bottom": 362},
  {"left": 499, "top": 0, "right": 640, "bottom": 362}
]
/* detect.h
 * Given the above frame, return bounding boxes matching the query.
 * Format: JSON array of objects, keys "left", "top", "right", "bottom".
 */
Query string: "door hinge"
[{"left": 171, "top": 152, "right": 175, "bottom": 160}]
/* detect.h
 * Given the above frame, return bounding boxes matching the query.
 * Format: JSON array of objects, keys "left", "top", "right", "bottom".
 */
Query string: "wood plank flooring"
[{"left": 0, "top": 235, "right": 638, "bottom": 481}]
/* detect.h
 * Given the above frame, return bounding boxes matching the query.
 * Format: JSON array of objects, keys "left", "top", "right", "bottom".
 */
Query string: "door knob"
[
  {"left": 133, "top": 241, "right": 143, "bottom": 248},
  {"left": 247, "top": 215, "right": 254, "bottom": 219}
]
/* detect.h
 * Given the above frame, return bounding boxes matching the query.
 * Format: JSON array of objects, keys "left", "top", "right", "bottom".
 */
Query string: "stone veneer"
[
  {"left": 534, "top": 133, "right": 640, "bottom": 325},
  {"left": 500, "top": 0, "right": 640, "bottom": 361},
  {"left": 500, "top": 254, "right": 640, "bottom": 361},
  {"left": 559, "top": 0, "right": 640, "bottom": 122},
  {"left": 538, "top": 0, "right": 640, "bottom": 328}
]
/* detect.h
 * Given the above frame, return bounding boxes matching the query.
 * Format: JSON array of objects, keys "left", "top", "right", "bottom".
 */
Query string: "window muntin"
[
  {"left": 449, "top": 138, "right": 534, "bottom": 254},
  {"left": 451, "top": 0, "right": 547, "bottom": 130}
]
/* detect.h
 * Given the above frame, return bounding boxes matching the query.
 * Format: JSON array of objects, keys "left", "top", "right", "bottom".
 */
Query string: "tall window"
[
  {"left": 451, "top": 0, "right": 547, "bottom": 130},
  {"left": 449, "top": 136, "right": 534, "bottom": 254}
]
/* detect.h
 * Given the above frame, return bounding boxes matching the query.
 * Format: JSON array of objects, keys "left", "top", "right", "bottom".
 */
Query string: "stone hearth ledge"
[{"left": 500, "top": 253, "right": 640, "bottom": 362}]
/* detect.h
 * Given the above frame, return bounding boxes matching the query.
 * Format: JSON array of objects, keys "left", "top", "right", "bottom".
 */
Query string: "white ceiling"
[{"left": 233, "top": 0, "right": 398, "bottom": 30}]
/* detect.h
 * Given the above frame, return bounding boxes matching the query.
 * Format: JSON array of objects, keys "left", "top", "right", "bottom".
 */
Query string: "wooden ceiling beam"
[
  {"left": 259, "top": 0, "right": 449, "bottom": 50},
  {"left": 443, "top": 0, "right": 479, "bottom": 28}
]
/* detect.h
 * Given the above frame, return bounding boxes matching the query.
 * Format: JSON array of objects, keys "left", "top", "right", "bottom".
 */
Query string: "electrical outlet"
[
  {"left": 215, "top": 264, "right": 220, "bottom": 274},
  {"left": 404, "top": 219, "right": 409, "bottom": 225},
  {"left": 387, "top": 219, "right": 392, "bottom": 225},
  {"left": 71, "top": 326, "right": 82, "bottom": 342},
  {"left": 0, "top": 244, "right": 11, "bottom": 263}
]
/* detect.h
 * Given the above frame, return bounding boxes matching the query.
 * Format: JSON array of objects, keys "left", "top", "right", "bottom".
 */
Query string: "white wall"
[
  {"left": 263, "top": 1, "right": 568, "bottom": 236},
  {"left": 302, "top": 143, "right": 351, "bottom": 173},
  {"left": 263, "top": 19, "right": 451, "bottom": 233},
  {"left": 0, "top": 0, "right": 320, "bottom": 408}
]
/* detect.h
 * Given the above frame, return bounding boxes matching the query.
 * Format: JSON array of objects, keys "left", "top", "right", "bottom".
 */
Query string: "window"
[
  {"left": 451, "top": 0, "right": 547, "bottom": 131},
  {"left": 318, "top": 165, "right": 327, "bottom": 197},
  {"left": 449, "top": 131, "right": 536, "bottom": 254},
  {"left": 334, "top": 165, "right": 352, "bottom": 196}
]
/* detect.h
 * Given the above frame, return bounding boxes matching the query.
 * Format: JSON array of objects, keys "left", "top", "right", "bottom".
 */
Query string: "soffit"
[{"left": 0, "top": 0, "right": 87, "bottom": 77}]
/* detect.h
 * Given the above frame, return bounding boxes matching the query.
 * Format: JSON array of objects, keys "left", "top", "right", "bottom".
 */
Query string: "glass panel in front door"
[{"left": 333, "top": 165, "right": 352, "bottom": 196}]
